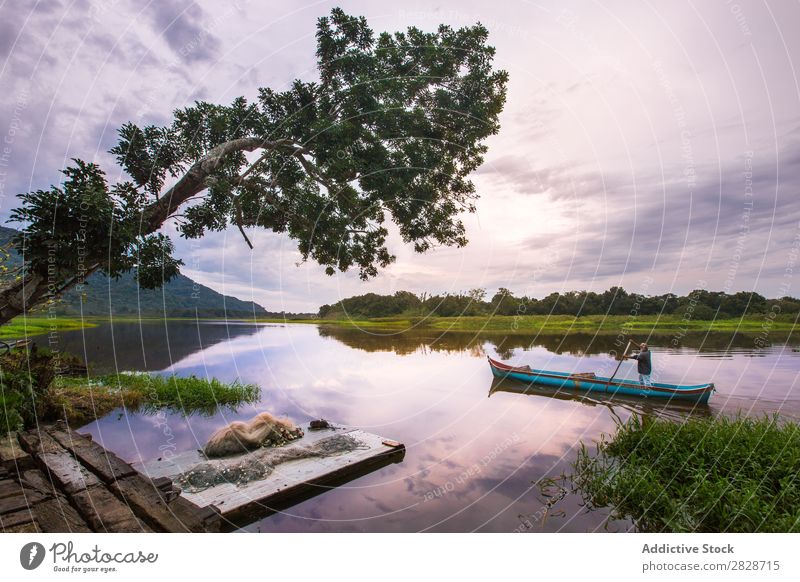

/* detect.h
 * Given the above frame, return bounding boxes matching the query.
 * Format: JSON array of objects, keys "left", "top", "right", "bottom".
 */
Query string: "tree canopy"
[{"left": 1, "top": 8, "right": 507, "bottom": 324}]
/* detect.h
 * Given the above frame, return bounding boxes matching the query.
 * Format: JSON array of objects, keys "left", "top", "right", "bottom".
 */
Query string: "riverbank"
[
  {"left": 4, "top": 313, "right": 796, "bottom": 340},
  {"left": 0, "top": 316, "right": 95, "bottom": 339},
  {"left": 307, "top": 313, "right": 799, "bottom": 334}
]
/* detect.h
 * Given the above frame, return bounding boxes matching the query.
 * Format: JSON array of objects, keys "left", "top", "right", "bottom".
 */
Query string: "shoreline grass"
[
  {"left": 570, "top": 414, "right": 800, "bottom": 532},
  {"left": 47, "top": 373, "right": 261, "bottom": 425},
  {"left": 301, "top": 314, "right": 799, "bottom": 334},
  {"left": 5, "top": 313, "right": 797, "bottom": 337},
  {"left": 0, "top": 316, "right": 96, "bottom": 339}
]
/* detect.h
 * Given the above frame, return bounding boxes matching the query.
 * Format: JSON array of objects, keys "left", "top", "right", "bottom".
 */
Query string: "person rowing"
[{"left": 628, "top": 342, "right": 653, "bottom": 386}]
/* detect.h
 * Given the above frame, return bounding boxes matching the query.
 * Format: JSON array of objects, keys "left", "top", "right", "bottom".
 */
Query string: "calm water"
[{"left": 51, "top": 321, "right": 800, "bottom": 532}]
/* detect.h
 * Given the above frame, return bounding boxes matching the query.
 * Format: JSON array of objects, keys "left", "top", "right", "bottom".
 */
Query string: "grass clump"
[
  {"left": 572, "top": 414, "right": 800, "bottom": 532},
  {"left": 0, "top": 346, "right": 260, "bottom": 432},
  {"left": 50, "top": 373, "right": 261, "bottom": 424}
]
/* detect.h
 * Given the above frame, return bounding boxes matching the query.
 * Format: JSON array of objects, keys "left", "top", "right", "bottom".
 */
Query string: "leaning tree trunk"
[
  {"left": 0, "top": 137, "right": 302, "bottom": 327},
  {"left": 0, "top": 274, "right": 47, "bottom": 326},
  {"left": 0, "top": 264, "right": 102, "bottom": 327}
]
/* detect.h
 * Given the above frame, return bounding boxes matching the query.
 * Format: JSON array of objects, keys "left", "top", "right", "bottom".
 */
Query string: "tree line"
[{"left": 317, "top": 287, "right": 800, "bottom": 319}]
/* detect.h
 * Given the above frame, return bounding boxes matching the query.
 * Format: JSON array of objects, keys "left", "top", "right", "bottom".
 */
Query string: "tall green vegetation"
[
  {"left": 317, "top": 287, "right": 800, "bottom": 319},
  {"left": 571, "top": 415, "right": 800, "bottom": 532},
  {"left": 0, "top": 348, "right": 84, "bottom": 434},
  {"left": 50, "top": 373, "right": 260, "bottom": 424},
  {"left": 0, "top": 348, "right": 260, "bottom": 433}
]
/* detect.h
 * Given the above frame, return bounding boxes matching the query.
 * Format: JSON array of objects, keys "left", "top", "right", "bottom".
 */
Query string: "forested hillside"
[{"left": 1, "top": 226, "right": 268, "bottom": 317}]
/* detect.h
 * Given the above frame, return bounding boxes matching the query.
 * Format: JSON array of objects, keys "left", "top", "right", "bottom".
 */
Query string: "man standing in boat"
[{"left": 628, "top": 342, "right": 653, "bottom": 386}]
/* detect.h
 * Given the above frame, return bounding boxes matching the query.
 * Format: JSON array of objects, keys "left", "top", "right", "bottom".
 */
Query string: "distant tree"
[
  {"left": 720, "top": 291, "right": 767, "bottom": 316},
  {"left": 770, "top": 296, "right": 800, "bottom": 314},
  {"left": 0, "top": 8, "right": 507, "bottom": 326},
  {"left": 467, "top": 288, "right": 487, "bottom": 303},
  {"left": 490, "top": 287, "right": 520, "bottom": 315},
  {"left": 392, "top": 290, "right": 423, "bottom": 314}
]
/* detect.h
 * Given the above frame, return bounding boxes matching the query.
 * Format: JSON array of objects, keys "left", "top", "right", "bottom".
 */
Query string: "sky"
[{"left": 0, "top": 0, "right": 798, "bottom": 312}]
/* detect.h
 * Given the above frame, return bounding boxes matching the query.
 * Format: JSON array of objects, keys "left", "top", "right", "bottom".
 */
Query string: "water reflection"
[
  {"left": 62, "top": 321, "right": 800, "bottom": 532},
  {"left": 489, "top": 377, "right": 713, "bottom": 421},
  {"left": 319, "top": 325, "right": 799, "bottom": 359},
  {"left": 51, "top": 320, "right": 265, "bottom": 373}
]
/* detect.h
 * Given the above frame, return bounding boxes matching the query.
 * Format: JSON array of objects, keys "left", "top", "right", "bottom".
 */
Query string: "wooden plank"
[
  {"left": 167, "top": 497, "right": 221, "bottom": 533},
  {"left": 0, "top": 454, "right": 35, "bottom": 472},
  {"left": 1, "top": 471, "right": 58, "bottom": 502},
  {"left": 19, "top": 427, "right": 103, "bottom": 495},
  {"left": 34, "top": 497, "right": 92, "bottom": 533},
  {"left": 0, "top": 479, "right": 22, "bottom": 499},
  {"left": 17, "top": 429, "right": 64, "bottom": 455},
  {"left": 37, "top": 451, "right": 101, "bottom": 495},
  {"left": 49, "top": 428, "right": 137, "bottom": 483},
  {"left": 0, "top": 432, "right": 33, "bottom": 471},
  {"left": 0, "top": 508, "right": 35, "bottom": 531},
  {"left": 70, "top": 485, "right": 153, "bottom": 533},
  {"left": 151, "top": 476, "right": 181, "bottom": 502},
  {"left": 136, "top": 428, "right": 405, "bottom": 524},
  {"left": 0, "top": 432, "right": 25, "bottom": 461},
  {"left": 225, "top": 444, "right": 404, "bottom": 529},
  {"left": 5, "top": 521, "right": 40, "bottom": 533},
  {"left": 0, "top": 490, "right": 46, "bottom": 514},
  {"left": 19, "top": 469, "right": 60, "bottom": 499},
  {"left": 109, "top": 475, "right": 213, "bottom": 532},
  {"left": 185, "top": 430, "right": 400, "bottom": 511}
]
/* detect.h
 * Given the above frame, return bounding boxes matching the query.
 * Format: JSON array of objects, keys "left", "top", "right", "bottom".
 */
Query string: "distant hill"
[{"left": 0, "top": 226, "right": 269, "bottom": 317}]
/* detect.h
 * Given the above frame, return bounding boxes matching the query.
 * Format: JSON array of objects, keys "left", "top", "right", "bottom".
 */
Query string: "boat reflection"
[{"left": 488, "top": 376, "right": 712, "bottom": 421}]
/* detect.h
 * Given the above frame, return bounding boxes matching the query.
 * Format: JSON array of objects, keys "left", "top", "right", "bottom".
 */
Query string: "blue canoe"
[{"left": 488, "top": 357, "right": 715, "bottom": 404}]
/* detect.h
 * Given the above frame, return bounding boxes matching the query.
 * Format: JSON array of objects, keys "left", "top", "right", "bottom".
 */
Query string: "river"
[{"left": 50, "top": 320, "right": 800, "bottom": 532}]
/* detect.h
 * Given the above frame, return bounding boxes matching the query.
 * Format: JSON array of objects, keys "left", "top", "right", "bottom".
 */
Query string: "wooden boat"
[{"left": 487, "top": 357, "right": 715, "bottom": 404}]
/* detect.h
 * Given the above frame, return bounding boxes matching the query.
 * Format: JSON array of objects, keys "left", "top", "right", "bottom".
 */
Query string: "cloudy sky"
[{"left": 1, "top": 0, "right": 798, "bottom": 312}]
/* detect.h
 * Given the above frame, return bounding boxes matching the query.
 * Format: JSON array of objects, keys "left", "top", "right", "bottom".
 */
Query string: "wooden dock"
[
  {"left": 136, "top": 425, "right": 406, "bottom": 530},
  {"left": 0, "top": 423, "right": 220, "bottom": 533},
  {"left": 2, "top": 422, "right": 405, "bottom": 533}
]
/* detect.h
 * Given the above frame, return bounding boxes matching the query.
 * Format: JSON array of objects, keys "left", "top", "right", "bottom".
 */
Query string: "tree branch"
[
  {"left": 232, "top": 196, "right": 254, "bottom": 249},
  {"left": 145, "top": 137, "right": 306, "bottom": 232},
  {"left": 294, "top": 152, "right": 337, "bottom": 193}
]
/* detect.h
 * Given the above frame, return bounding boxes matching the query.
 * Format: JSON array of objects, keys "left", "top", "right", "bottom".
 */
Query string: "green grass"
[
  {"left": 571, "top": 415, "right": 800, "bottom": 532},
  {"left": 0, "top": 316, "right": 96, "bottom": 339},
  {"left": 49, "top": 373, "right": 261, "bottom": 424},
  {"left": 112, "top": 372, "right": 261, "bottom": 413},
  {"left": 6, "top": 313, "right": 795, "bottom": 336},
  {"left": 304, "top": 314, "right": 799, "bottom": 334},
  {"left": 430, "top": 314, "right": 799, "bottom": 332}
]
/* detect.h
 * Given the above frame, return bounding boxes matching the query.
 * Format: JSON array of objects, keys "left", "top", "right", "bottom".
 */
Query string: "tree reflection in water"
[{"left": 317, "top": 325, "right": 797, "bottom": 360}]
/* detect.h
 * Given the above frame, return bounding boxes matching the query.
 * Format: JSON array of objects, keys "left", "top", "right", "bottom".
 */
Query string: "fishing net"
[{"left": 176, "top": 434, "right": 366, "bottom": 492}]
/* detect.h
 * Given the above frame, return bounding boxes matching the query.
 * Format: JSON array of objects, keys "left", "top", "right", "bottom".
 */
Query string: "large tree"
[{"left": 0, "top": 9, "right": 507, "bottom": 325}]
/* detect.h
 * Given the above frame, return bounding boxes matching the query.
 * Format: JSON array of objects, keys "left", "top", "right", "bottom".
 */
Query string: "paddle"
[{"left": 606, "top": 339, "right": 633, "bottom": 389}]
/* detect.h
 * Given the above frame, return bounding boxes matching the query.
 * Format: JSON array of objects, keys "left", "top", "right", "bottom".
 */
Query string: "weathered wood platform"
[
  {"left": 2, "top": 422, "right": 405, "bottom": 533},
  {"left": 136, "top": 425, "right": 406, "bottom": 529},
  {"left": 1, "top": 423, "right": 220, "bottom": 533}
]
